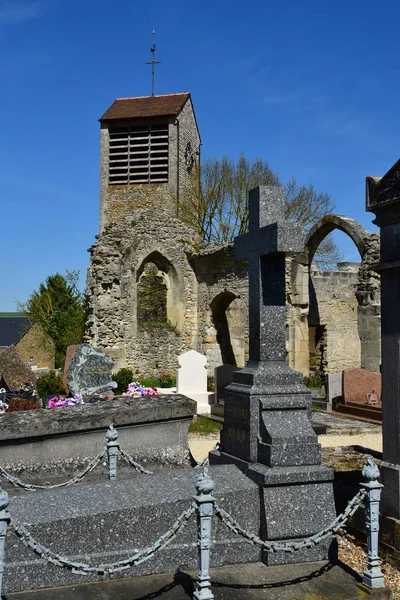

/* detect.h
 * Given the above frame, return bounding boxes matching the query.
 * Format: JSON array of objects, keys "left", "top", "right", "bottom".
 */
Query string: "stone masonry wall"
[
  {"left": 309, "top": 267, "right": 361, "bottom": 374},
  {"left": 86, "top": 206, "right": 201, "bottom": 377},
  {"left": 177, "top": 97, "right": 201, "bottom": 205},
  {"left": 15, "top": 323, "right": 55, "bottom": 369},
  {"left": 356, "top": 233, "right": 381, "bottom": 372},
  {"left": 190, "top": 243, "right": 249, "bottom": 373}
]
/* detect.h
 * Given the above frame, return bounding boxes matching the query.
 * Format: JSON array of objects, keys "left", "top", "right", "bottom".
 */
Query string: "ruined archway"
[
  {"left": 289, "top": 215, "right": 380, "bottom": 375},
  {"left": 136, "top": 250, "right": 185, "bottom": 332},
  {"left": 210, "top": 291, "right": 245, "bottom": 368},
  {"left": 305, "top": 215, "right": 368, "bottom": 264}
]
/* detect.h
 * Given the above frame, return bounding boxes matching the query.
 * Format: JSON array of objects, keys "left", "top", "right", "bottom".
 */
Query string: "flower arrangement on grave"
[
  {"left": 122, "top": 382, "right": 158, "bottom": 397},
  {"left": 19, "top": 381, "right": 34, "bottom": 395},
  {"left": 158, "top": 372, "right": 174, "bottom": 388},
  {"left": 47, "top": 394, "right": 84, "bottom": 408}
]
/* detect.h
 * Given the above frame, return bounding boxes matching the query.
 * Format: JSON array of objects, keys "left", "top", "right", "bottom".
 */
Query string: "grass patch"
[{"left": 189, "top": 415, "right": 223, "bottom": 436}]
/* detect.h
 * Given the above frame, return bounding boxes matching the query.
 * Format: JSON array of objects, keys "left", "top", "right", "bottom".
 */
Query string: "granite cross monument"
[{"left": 210, "top": 186, "right": 336, "bottom": 565}]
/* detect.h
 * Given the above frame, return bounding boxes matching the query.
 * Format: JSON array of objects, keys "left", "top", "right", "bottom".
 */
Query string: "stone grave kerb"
[
  {"left": 366, "top": 159, "right": 400, "bottom": 518},
  {"left": 210, "top": 186, "right": 336, "bottom": 566}
]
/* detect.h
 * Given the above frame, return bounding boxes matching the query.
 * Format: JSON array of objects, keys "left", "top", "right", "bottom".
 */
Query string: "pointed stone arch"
[
  {"left": 136, "top": 250, "right": 185, "bottom": 332},
  {"left": 305, "top": 215, "right": 369, "bottom": 263},
  {"left": 289, "top": 214, "right": 380, "bottom": 375}
]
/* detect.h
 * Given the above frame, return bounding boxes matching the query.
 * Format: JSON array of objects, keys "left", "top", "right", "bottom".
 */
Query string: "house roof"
[
  {"left": 0, "top": 316, "right": 30, "bottom": 347},
  {"left": 99, "top": 92, "right": 190, "bottom": 122}
]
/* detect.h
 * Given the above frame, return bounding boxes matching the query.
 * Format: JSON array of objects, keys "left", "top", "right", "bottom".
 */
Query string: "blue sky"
[{"left": 1, "top": 0, "right": 398, "bottom": 310}]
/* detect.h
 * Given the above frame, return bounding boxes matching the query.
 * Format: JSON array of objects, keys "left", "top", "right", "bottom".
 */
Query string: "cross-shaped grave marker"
[
  {"left": 210, "top": 186, "right": 336, "bottom": 567},
  {"left": 234, "top": 186, "right": 304, "bottom": 362}
]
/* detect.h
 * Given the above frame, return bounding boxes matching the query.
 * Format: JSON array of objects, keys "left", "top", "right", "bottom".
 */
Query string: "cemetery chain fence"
[{"left": 0, "top": 452, "right": 387, "bottom": 599}]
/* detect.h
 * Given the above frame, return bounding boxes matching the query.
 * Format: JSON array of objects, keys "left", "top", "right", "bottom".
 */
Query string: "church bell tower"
[{"left": 98, "top": 92, "right": 201, "bottom": 232}]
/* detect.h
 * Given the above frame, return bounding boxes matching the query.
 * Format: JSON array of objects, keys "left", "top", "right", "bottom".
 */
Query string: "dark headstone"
[
  {"left": 210, "top": 186, "right": 336, "bottom": 566},
  {"left": 66, "top": 344, "right": 117, "bottom": 397},
  {"left": 214, "top": 364, "right": 239, "bottom": 404}
]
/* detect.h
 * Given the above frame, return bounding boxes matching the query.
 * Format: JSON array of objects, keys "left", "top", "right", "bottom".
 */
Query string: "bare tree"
[{"left": 180, "top": 154, "right": 342, "bottom": 269}]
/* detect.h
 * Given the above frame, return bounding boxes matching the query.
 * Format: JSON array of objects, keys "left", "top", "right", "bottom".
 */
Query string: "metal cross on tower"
[{"left": 146, "top": 29, "right": 161, "bottom": 96}]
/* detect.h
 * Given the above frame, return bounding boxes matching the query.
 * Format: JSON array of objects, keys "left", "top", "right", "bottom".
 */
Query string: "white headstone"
[
  {"left": 177, "top": 350, "right": 211, "bottom": 414},
  {"left": 327, "top": 372, "right": 343, "bottom": 408}
]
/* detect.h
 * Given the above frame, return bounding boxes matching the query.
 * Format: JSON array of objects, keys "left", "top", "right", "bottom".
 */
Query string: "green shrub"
[
  {"left": 207, "top": 376, "right": 215, "bottom": 391},
  {"left": 112, "top": 367, "right": 134, "bottom": 395},
  {"left": 36, "top": 371, "right": 67, "bottom": 397}
]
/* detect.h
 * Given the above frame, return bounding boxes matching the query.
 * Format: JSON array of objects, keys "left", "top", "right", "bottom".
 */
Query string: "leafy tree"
[
  {"left": 18, "top": 271, "right": 86, "bottom": 369},
  {"left": 180, "top": 154, "right": 342, "bottom": 268}
]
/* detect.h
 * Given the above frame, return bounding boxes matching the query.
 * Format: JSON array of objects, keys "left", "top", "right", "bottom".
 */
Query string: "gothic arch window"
[
  {"left": 136, "top": 252, "right": 184, "bottom": 332},
  {"left": 137, "top": 263, "right": 168, "bottom": 324}
]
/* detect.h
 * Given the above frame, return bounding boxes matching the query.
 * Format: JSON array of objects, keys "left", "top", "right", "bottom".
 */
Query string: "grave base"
[
  {"left": 335, "top": 402, "right": 382, "bottom": 424},
  {"left": 5, "top": 561, "right": 392, "bottom": 599},
  {"left": 210, "top": 449, "right": 337, "bottom": 565},
  {"left": 0, "top": 395, "right": 196, "bottom": 474},
  {"left": 3, "top": 465, "right": 260, "bottom": 594}
]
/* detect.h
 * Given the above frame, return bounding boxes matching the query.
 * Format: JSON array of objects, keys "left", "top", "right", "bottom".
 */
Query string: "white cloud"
[{"left": 0, "top": 0, "right": 56, "bottom": 25}]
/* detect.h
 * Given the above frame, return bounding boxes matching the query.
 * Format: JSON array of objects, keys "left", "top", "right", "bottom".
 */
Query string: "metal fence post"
[
  {"left": 106, "top": 424, "right": 119, "bottom": 482},
  {"left": 193, "top": 467, "right": 215, "bottom": 600},
  {"left": 0, "top": 481, "right": 10, "bottom": 599},
  {"left": 361, "top": 458, "right": 385, "bottom": 588}
]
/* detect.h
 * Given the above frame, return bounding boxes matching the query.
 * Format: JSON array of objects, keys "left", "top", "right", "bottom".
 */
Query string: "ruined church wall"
[
  {"left": 190, "top": 244, "right": 249, "bottom": 373},
  {"left": 309, "top": 269, "right": 361, "bottom": 374},
  {"left": 86, "top": 208, "right": 201, "bottom": 377}
]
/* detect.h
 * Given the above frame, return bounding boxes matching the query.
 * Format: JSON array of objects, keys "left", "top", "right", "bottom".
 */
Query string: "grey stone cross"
[{"left": 235, "top": 186, "right": 304, "bottom": 362}]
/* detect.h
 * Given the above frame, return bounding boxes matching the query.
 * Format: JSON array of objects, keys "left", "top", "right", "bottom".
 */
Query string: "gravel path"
[{"left": 339, "top": 533, "right": 400, "bottom": 598}]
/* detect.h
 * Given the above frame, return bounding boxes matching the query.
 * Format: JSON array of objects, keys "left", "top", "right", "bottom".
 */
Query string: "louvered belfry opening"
[{"left": 109, "top": 123, "right": 169, "bottom": 185}]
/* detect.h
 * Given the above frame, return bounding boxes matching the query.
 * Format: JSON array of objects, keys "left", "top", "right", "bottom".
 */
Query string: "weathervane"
[{"left": 146, "top": 29, "right": 161, "bottom": 97}]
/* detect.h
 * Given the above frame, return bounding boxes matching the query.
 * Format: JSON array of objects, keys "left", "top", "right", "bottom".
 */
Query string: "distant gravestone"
[
  {"left": 327, "top": 372, "right": 343, "bottom": 406},
  {"left": 215, "top": 364, "right": 239, "bottom": 405},
  {"left": 342, "top": 367, "right": 381, "bottom": 406},
  {"left": 67, "top": 344, "right": 117, "bottom": 397},
  {"left": 177, "top": 350, "right": 212, "bottom": 414},
  {"left": 177, "top": 350, "right": 207, "bottom": 395}
]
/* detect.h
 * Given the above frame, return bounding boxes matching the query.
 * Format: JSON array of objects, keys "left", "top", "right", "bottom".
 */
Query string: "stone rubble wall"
[
  {"left": 309, "top": 268, "right": 361, "bottom": 374},
  {"left": 356, "top": 232, "right": 381, "bottom": 372},
  {"left": 190, "top": 243, "right": 249, "bottom": 373},
  {"left": 176, "top": 96, "right": 201, "bottom": 204},
  {"left": 86, "top": 206, "right": 202, "bottom": 377},
  {"left": 87, "top": 229, "right": 381, "bottom": 378},
  {"left": 15, "top": 323, "right": 55, "bottom": 369}
]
